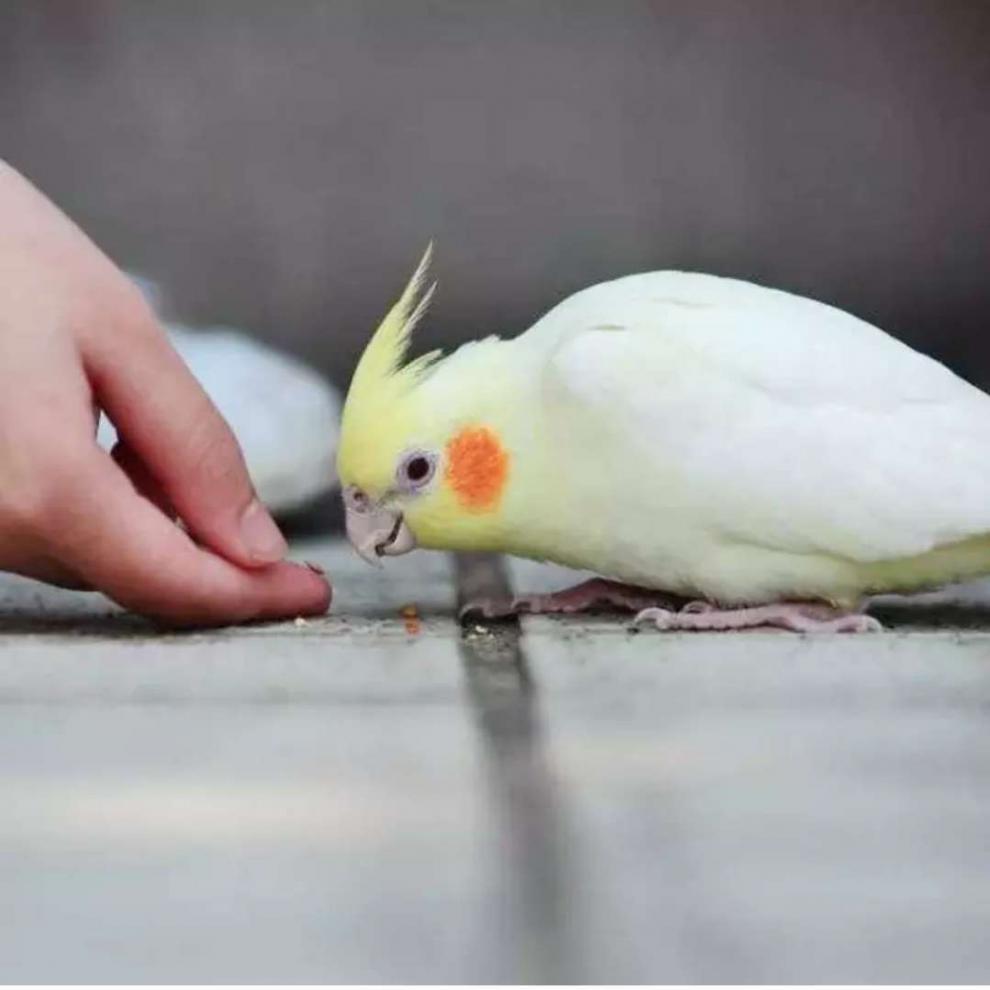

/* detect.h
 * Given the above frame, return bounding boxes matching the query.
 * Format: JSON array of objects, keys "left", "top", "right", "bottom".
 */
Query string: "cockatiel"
[{"left": 337, "top": 247, "right": 990, "bottom": 632}]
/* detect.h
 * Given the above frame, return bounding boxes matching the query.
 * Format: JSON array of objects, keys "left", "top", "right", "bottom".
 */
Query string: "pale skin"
[{"left": 0, "top": 161, "right": 331, "bottom": 625}]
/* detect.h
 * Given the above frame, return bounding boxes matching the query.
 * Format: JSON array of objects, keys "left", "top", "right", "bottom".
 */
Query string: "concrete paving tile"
[
  {"left": 2, "top": 540, "right": 990, "bottom": 980},
  {"left": 0, "top": 703, "right": 513, "bottom": 983},
  {"left": 521, "top": 631, "right": 990, "bottom": 981}
]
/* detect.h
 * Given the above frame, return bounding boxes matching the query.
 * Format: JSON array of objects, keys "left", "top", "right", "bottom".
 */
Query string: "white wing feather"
[{"left": 537, "top": 271, "right": 990, "bottom": 563}]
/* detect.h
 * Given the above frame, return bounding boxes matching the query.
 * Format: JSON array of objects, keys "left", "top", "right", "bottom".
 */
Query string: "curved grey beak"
[{"left": 344, "top": 498, "right": 417, "bottom": 566}]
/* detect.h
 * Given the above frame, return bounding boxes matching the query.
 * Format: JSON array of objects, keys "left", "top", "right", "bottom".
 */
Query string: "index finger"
[{"left": 81, "top": 294, "right": 290, "bottom": 569}]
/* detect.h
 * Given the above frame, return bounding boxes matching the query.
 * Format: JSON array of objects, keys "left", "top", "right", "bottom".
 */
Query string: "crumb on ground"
[{"left": 401, "top": 604, "right": 421, "bottom": 635}]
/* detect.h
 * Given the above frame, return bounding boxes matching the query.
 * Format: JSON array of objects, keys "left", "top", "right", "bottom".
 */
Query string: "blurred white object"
[{"left": 99, "top": 277, "right": 341, "bottom": 516}]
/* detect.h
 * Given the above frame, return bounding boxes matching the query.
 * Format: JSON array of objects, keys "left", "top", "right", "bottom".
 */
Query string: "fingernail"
[
  {"left": 240, "top": 500, "right": 288, "bottom": 562},
  {"left": 304, "top": 560, "right": 326, "bottom": 575}
]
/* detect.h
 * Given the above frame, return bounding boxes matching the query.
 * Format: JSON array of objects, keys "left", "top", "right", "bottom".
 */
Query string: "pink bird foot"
[
  {"left": 633, "top": 601, "right": 883, "bottom": 633},
  {"left": 460, "top": 578, "right": 686, "bottom": 621}
]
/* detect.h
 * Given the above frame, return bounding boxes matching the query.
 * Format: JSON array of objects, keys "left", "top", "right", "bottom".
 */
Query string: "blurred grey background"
[{"left": 1, "top": 0, "right": 988, "bottom": 387}]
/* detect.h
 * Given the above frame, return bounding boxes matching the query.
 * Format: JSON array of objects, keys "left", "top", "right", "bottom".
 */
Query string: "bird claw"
[
  {"left": 680, "top": 600, "right": 714, "bottom": 615},
  {"left": 459, "top": 592, "right": 596, "bottom": 621},
  {"left": 632, "top": 606, "right": 678, "bottom": 630},
  {"left": 458, "top": 598, "right": 513, "bottom": 622},
  {"left": 820, "top": 613, "right": 883, "bottom": 634}
]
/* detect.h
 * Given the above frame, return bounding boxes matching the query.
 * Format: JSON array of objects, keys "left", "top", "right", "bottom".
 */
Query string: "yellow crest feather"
[
  {"left": 337, "top": 245, "right": 441, "bottom": 485},
  {"left": 349, "top": 243, "right": 437, "bottom": 394}
]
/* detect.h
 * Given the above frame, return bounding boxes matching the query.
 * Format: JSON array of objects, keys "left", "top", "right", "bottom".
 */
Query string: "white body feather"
[{"left": 425, "top": 271, "right": 990, "bottom": 605}]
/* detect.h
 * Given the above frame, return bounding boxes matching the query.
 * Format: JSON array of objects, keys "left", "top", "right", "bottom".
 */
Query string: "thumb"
[{"left": 47, "top": 449, "right": 330, "bottom": 625}]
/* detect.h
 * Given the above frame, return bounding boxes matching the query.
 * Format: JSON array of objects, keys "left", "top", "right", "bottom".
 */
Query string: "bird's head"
[{"left": 336, "top": 247, "right": 513, "bottom": 563}]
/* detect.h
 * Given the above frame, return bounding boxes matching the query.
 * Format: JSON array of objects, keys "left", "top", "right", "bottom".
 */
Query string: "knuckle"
[
  {"left": 108, "top": 282, "right": 158, "bottom": 338},
  {"left": 72, "top": 278, "right": 156, "bottom": 347}
]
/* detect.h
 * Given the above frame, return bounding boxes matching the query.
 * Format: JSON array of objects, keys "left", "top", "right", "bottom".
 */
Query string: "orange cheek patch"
[{"left": 445, "top": 426, "right": 509, "bottom": 512}]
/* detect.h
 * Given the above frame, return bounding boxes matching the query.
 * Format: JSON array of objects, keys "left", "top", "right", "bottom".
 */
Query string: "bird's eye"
[
  {"left": 406, "top": 457, "right": 430, "bottom": 481},
  {"left": 397, "top": 450, "right": 437, "bottom": 491}
]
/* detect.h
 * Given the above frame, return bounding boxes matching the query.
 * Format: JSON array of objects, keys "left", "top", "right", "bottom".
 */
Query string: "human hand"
[{"left": 0, "top": 161, "right": 331, "bottom": 624}]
